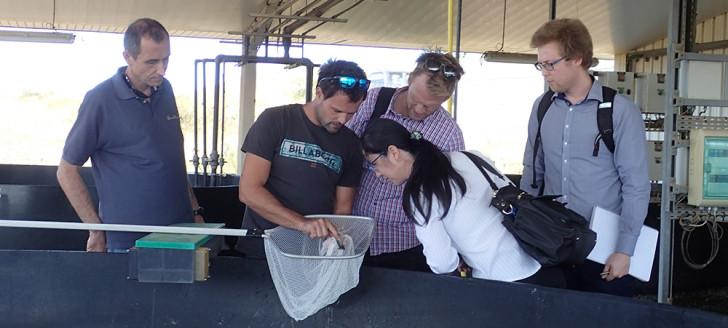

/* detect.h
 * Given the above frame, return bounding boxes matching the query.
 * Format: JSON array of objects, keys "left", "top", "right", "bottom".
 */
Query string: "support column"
[
  {"left": 237, "top": 64, "right": 257, "bottom": 174},
  {"left": 658, "top": 0, "right": 683, "bottom": 304}
]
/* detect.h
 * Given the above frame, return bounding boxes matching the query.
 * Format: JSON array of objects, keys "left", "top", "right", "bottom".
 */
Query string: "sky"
[
  {"left": 1, "top": 29, "right": 613, "bottom": 174},
  {"left": 0, "top": 31, "right": 424, "bottom": 98}
]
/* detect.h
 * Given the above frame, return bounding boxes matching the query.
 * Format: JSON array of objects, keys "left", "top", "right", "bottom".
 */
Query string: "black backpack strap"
[
  {"left": 371, "top": 87, "right": 396, "bottom": 121},
  {"left": 593, "top": 86, "right": 616, "bottom": 156},
  {"left": 531, "top": 91, "right": 554, "bottom": 192},
  {"left": 461, "top": 151, "right": 503, "bottom": 192}
]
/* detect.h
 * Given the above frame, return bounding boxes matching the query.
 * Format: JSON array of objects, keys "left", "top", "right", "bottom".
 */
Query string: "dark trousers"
[
  {"left": 562, "top": 260, "right": 636, "bottom": 297},
  {"left": 517, "top": 265, "right": 567, "bottom": 289},
  {"left": 363, "top": 245, "right": 431, "bottom": 273}
]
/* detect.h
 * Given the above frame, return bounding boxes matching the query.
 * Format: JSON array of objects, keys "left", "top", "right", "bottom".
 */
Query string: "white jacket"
[{"left": 412, "top": 151, "right": 540, "bottom": 281}]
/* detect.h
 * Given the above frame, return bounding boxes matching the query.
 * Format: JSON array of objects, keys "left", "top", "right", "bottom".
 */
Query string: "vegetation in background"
[{"left": 1, "top": 66, "right": 308, "bottom": 177}]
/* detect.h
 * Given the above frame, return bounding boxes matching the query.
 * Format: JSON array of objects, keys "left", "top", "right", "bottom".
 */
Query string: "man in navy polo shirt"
[{"left": 58, "top": 18, "right": 203, "bottom": 252}]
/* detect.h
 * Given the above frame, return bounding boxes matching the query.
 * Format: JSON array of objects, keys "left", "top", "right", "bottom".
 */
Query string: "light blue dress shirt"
[{"left": 521, "top": 79, "right": 650, "bottom": 256}]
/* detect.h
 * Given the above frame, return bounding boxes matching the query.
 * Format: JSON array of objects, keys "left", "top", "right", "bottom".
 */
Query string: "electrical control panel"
[{"left": 688, "top": 129, "right": 728, "bottom": 206}]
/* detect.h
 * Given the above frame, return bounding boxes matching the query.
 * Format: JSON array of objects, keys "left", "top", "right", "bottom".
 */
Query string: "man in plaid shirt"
[{"left": 346, "top": 52, "right": 465, "bottom": 271}]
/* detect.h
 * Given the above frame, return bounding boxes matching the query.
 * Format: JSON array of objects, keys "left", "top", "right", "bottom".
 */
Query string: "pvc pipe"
[
  {"left": 446, "top": 0, "right": 454, "bottom": 115},
  {"left": 0, "top": 215, "right": 369, "bottom": 238},
  {"left": 0, "top": 220, "right": 252, "bottom": 237}
]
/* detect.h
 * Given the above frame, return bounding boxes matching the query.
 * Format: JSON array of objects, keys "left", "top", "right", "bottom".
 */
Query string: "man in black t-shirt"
[{"left": 238, "top": 60, "right": 369, "bottom": 257}]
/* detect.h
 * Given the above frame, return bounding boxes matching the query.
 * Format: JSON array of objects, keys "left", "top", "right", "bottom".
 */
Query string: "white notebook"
[{"left": 586, "top": 206, "right": 659, "bottom": 282}]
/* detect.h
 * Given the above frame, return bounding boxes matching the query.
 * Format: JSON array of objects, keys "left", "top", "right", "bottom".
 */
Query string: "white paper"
[{"left": 587, "top": 206, "right": 659, "bottom": 282}]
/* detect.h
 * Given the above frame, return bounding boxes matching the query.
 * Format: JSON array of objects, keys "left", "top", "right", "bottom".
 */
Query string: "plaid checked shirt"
[{"left": 346, "top": 87, "right": 465, "bottom": 255}]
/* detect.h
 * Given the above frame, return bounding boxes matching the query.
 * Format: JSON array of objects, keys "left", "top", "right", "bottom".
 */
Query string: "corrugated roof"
[{"left": 1, "top": 0, "right": 727, "bottom": 57}]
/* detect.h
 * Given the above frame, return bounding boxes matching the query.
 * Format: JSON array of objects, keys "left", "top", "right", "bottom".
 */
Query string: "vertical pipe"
[
  {"left": 220, "top": 62, "right": 227, "bottom": 185},
  {"left": 202, "top": 61, "right": 208, "bottom": 186},
  {"left": 244, "top": 36, "right": 251, "bottom": 61},
  {"left": 684, "top": 0, "right": 697, "bottom": 52},
  {"left": 453, "top": 0, "right": 462, "bottom": 121},
  {"left": 546, "top": 0, "right": 557, "bottom": 92},
  {"left": 447, "top": 0, "right": 454, "bottom": 52},
  {"left": 658, "top": 0, "right": 681, "bottom": 305},
  {"left": 549, "top": 0, "right": 556, "bottom": 20},
  {"left": 193, "top": 60, "right": 199, "bottom": 186},
  {"left": 301, "top": 39, "right": 306, "bottom": 61},
  {"left": 264, "top": 36, "right": 269, "bottom": 58},
  {"left": 446, "top": 0, "right": 454, "bottom": 115},
  {"left": 283, "top": 37, "right": 291, "bottom": 59},
  {"left": 306, "top": 63, "right": 313, "bottom": 103},
  {"left": 210, "top": 56, "right": 222, "bottom": 183}
]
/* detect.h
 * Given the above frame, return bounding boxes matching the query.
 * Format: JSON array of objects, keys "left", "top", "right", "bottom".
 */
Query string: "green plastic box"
[{"left": 134, "top": 223, "right": 225, "bottom": 250}]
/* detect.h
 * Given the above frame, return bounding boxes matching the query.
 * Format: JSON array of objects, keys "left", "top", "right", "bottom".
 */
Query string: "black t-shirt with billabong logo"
[{"left": 241, "top": 104, "right": 364, "bottom": 230}]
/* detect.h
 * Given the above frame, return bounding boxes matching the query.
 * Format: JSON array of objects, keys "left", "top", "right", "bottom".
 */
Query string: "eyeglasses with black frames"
[
  {"left": 365, "top": 152, "right": 386, "bottom": 170},
  {"left": 534, "top": 57, "right": 566, "bottom": 71},
  {"left": 318, "top": 76, "right": 371, "bottom": 91}
]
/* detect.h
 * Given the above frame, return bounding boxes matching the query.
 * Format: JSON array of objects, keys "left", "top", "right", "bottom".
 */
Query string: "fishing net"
[{"left": 263, "top": 215, "right": 374, "bottom": 321}]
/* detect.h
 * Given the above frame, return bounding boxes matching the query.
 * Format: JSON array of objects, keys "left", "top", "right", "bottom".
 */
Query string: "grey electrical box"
[
  {"left": 678, "top": 61, "right": 728, "bottom": 100},
  {"left": 596, "top": 71, "right": 635, "bottom": 101},
  {"left": 647, "top": 141, "right": 663, "bottom": 181},
  {"left": 635, "top": 73, "right": 667, "bottom": 113}
]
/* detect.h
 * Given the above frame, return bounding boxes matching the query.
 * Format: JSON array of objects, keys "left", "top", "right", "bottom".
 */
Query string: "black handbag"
[{"left": 461, "top": 151, "right": 597, "bottom": 267}]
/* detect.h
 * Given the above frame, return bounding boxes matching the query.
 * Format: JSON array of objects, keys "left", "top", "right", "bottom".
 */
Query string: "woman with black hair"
[{"left": 361, "top": 118, "right": 565, "bottom": 287}]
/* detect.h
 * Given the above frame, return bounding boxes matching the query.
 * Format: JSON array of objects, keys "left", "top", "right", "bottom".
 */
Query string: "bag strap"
[
  {"left": 594, "top": 86, "right": 616, "bottom": 156},
  {"left": 461, "top": 151, "right": 506, "bottom": 192},
  {"left": 531, "top": 91, "right": 554, "bottom": 192},
  {"left": 371, "top": 87, "right": 396, "bottom": 121}
]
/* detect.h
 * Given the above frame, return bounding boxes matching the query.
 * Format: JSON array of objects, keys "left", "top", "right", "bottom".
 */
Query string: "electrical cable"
[{"left": 679, "top": 213, "right": 723, "bottom": 270}]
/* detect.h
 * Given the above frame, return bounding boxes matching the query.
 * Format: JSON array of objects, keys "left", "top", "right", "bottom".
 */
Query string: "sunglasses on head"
[
  {"left": 420, "top": 57, "right": 459, "bottom": 79},
  {"left": 318, "top": 76, "right": 371, "bottom": 91}
]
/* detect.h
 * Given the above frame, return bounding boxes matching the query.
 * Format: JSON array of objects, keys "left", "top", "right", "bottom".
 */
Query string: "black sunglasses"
[{"left": 318, "top": 76, "right": 371, "bottom": 91}]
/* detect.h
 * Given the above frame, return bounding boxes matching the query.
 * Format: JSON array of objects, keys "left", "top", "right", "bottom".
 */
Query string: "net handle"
[
  {"left": 0, "top": 215, "right": 374, "bottom": 238},
  {"left": 303, "top": 214, "right": 373, "bottom": 222},
  {"left": 0, "top": 219, "right": 256, "bottom": 237}
]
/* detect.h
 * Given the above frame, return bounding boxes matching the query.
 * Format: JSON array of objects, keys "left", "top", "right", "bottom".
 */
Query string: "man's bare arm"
[
  {"left": 57, "top": 159, "right": 105, "bottom": 251},
  {"left": 333, "top": 186, "right": 356, "bottom": 215},
  {"left": 238, "top": 153, "right": 338, "bottom": 239}
]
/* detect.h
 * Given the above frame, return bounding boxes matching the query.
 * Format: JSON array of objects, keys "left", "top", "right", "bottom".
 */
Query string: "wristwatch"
[{"left": 193, "top": 206, "right": 205, "bottom": 217}]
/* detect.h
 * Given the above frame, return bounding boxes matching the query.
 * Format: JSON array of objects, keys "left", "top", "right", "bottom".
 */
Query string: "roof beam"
[
  {"left": 269, "top": 0, "right": 327, "bottom": 32},
  {"left": 247, "top": 0, "right": 302, "bottom": 33},
  {"left": 249, "top": 13, "right": 346, "bottom": 23},
  {"left": 228, "top": 31, "right": 316, "bottom": 39},
  {"left": 283, "top": 0, "right": 345, "bottom": 35},
  {"left": 626, "top": 39, "right": 728, "bottom": 60}
]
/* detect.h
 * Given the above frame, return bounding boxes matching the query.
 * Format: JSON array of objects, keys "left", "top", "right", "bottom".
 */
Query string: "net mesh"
[{"left": 263, "top": 215, "right": 375, "bottom": 321}]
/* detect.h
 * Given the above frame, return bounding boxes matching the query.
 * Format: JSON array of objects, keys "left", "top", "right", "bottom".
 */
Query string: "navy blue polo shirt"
[{"left": 62, "top": 67, "right": 193, "bottom": 249}]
